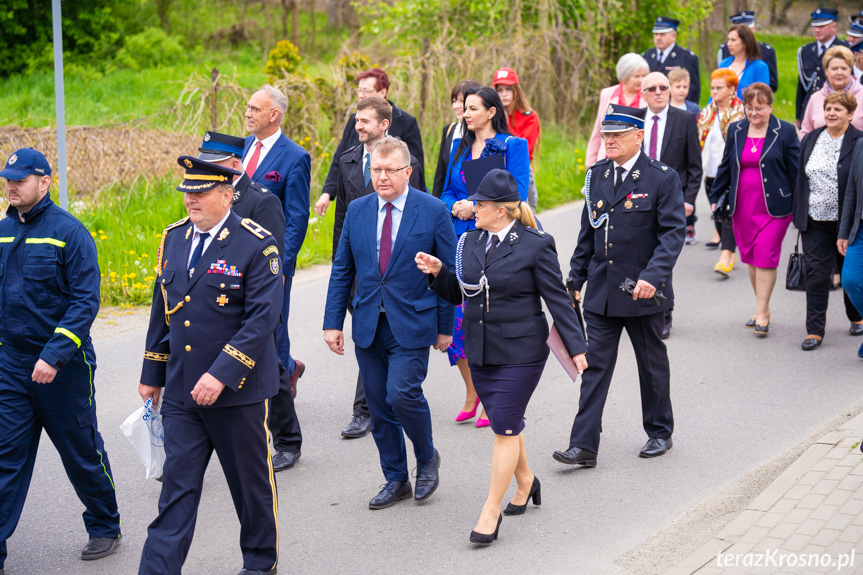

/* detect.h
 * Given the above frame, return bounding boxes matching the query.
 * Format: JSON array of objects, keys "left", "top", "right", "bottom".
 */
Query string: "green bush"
[
  {"left": 264, "top": 40, "right": 303, "bottom": 77},
  {"left": 115, "top": 27, "right": 185, "bottom": 71}
]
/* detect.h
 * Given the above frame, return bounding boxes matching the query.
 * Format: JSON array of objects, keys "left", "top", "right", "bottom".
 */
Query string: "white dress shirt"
[
  {"left": 376, "top": 186, "right": 409, "bottom": 261},
  {"left": 487, "top": 219, "right": 516, "bottom": 250},
  {"left": 643, "top": 104, "right": 670, "bottom": 161},
  {"left": 187, "top": 209, "right": 231, "bottom": 269},
  {"left": 242, "top": 129, "right": 282, "bottom": 173},
  {"left": 613, "top": 153, "right": 641, "bottom": 186},
  {"left": 658, "top": 43, "right": 676, "bottom": 64}
]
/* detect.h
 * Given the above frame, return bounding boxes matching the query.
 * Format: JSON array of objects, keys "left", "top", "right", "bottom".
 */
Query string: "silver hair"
[
  {"left": 370, "top": 136, "right": 410, "bottom": 165},
  {"left": 261, "top": 84, "right": 287, "bottom": 116},
  {"left": 615, "top": 53, "right": 650, "bottom": 84}
]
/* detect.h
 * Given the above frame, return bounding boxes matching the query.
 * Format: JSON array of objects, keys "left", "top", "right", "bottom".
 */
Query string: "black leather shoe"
[
  {"left": 552, "top": 447, "right": 597, "bottom": 467},
  {"left": 289, "top": 360, "right": 305, "bottom": 398},
  {"left": 801, "top": 336, "right": 822, "bottom": 351},
  {"left": 81, "top": 535, "right": 121, "bottom": 560},
  {"left": 503, "top": 476, "right": 541, "bottom": 515},
  {"left": 661, "top": 323, "right": 671, "bottom": 339},
  {"left": 272, "top": 450, "right": 300, "bottom": 471},
  {"left": 238, "top": 568, "right": 277, "bottom": 574},
  {"left": 639, "top": 437, "right": 672, "bottom": 458},
  {"left": 470, "top": 513, "right": 502, "bottom": 546},
  {"left": 341, "top": 415, "right": 370, "bottom": 438},
  {"left": 851, "top": 323, "right": 863, "bottom": 336},
  {"left": 745, "top": 317, "right": 756, "bottom": 328},
  {"left": 414, "top": 449, "right": 440, "bottom": 501},
  {"left": 369, "top": 480, "right": 412, "bottom": 509},
  {"left": 754, "top": 323, "right": 769, "bottom": 337}
]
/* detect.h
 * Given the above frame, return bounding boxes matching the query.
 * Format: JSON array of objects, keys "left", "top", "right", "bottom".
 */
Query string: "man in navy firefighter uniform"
[
  {"left": 0, "top": 148, "right": 121, "bottom": 571},
  {"left": 138, "top": 157, "right": 282, "bottom": 575},
  {"left": 796, "top": 8, "right": 847, "bottom": 127},
  {"left": 552, "top": 105, "right": 685, "bottom": 467}
]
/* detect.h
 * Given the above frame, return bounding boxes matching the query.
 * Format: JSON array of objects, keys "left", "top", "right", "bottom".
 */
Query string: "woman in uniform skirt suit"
[{"left": 415, "top": 169, "right": 588, "bottom": 546}]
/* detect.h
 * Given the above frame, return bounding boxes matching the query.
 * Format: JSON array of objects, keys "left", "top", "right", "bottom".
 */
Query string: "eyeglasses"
[
  {"left": 744, "top": 106, "right": 769, "bottom": 114},
  {"left": 246, "top": 104, "right": 275, "bottom": 114},
  {"left": 357, "top": 88, "right": 378, "bottom": 96},
  {"left": 601, "top": 129, "right": 636, "bottom": 141},
  {"left": 370, "top": 166, "right": 410, "bottom": 177},
  {"left": 643, "top": 85, "right": 670, "bottom": 93}
]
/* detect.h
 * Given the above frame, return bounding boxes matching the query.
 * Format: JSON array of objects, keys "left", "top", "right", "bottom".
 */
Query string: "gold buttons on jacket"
[
  {"left": 185, "top": 345, "right": 191, "bottom": 351},
  {"left": 220, "top": 283, "right": 225, "bottom": 288},
  {"left": 184, "top": 320, "right": 190, "bottom": 327},
  {"left": 185, "top": 295, "right": 191, "bottom": 302}
]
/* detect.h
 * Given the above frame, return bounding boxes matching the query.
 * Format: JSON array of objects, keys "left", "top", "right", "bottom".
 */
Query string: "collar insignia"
[
  {"left": 604, "top": 168, "right": 610, "bottom": 179},
  {"left": 217, "top": 228, "right": 230, "bottom": 241},
  {"left": 509, "top": 231, "right": 518, "bottom": 242},
  {"left": 671, "top": 52, "right": 677, "bottom": 58},
  {"left": 631, "top": 170, "right": 641, "bottom": 181},
  {"left": 185, "top": 226, "right": 192, "bottom": 240}
]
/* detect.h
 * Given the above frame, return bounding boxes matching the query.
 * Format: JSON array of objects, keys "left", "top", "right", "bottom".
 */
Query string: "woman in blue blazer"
[
  {"left": 719, "top": 24, "right": 770, "bottom": 99},
  {"left": 438, "top": 86, "right": 531, "bottom": 427},
  {"left": 709, "top": 83, "right": 799, "bottom": 335},
  {"left": 417, "top": 170, "right": 587, "bottom": 546}
]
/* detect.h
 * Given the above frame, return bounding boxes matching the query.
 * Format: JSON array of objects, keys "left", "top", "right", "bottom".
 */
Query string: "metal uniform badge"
[
  {"left": 184, "top": 158, "right": 193, "bottom": 168},
  {"left": 217, "top": 294, "right": 229, "bottom": 306},
  {"left": 204, "top": 133, "right": 211, "bottom": 142},
  {"left": 625, "top": 200, "right": 633, "bottom": 209},
  {"left": 606, "top": 104, "right": 615, "bottom": 115},
  {"left": 185, "top": 227, "right": 192, "bottom": 240},
  {"left": 509, "top": 231, "right": 518, "bottom": 242},
  {"left": 270, "top": 258, "right": 280, "bottom": 275},
  {"left": 631, "top": 170, "right": 640, "bottom": 182},
  {"left": 597, "top": 200, "right": 603, "bottom": 209},
  {"left": 217, "top": 228, "right": 230, "bottom": 241},
  {"left": 604, "top": 169, "right": 610, "bottom": 179}
]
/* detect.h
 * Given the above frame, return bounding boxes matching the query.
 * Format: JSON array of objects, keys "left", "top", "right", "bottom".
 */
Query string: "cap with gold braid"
[{"left": 176, "top": 155, "right": 241, "bottom": 192}]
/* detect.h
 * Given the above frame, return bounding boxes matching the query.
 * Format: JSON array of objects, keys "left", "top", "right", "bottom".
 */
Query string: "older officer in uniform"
[
  {"left": 0, "top": 149, "right": 121, "bottom": 573},
  {"left": 197, "top": 131, "right": 303, "bottom": 471},
  {"left": 797, "top": 8, "right": 848, "bottom": 128},
  {"left": 717, "top": 11, "right": 778, "bottom": 92},
  {"left": 138, "top": 157, "right": 282, "bottom": 575},
  {"left": 643, "top": 16, "right": 701, "bottom": 104},
  {"left": 553, "top": 105, "right": 685, "bottom": 467}
]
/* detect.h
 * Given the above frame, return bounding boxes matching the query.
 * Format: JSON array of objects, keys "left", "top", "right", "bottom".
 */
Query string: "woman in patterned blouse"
[{"left": 793, "top": 92, "right": 863, "bottom": 350}]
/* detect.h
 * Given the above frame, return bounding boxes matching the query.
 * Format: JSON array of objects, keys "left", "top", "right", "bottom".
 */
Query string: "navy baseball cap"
[
  {"left": 0, "top": 148, "right": 52, "bottom": 180},
  {"left": 601, "top": 104, "right": 646, "bottom": 132},
  {"left": 811, "top": 7, "right": 839, "bottom": 26},
  {"left": 468, "top": 169, "right": 520, "bottom": 203},
  {"left": 176, "top": 155, "right": 241, "bottom": 192},
  {"left": 652, "top": 16, "right": 680, "bottom": 33},
  {"left": 198, "top": 131, "right": 245, "bottom": 162}
]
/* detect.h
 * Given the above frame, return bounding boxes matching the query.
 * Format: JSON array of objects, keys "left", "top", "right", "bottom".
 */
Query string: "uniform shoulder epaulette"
[
  {"left": 241, "top": 218, "right": 272, "bottom": 239},
  {"left": 524, "top": 226, "right": 546, "bottom": 236},
  {"left": 763, "top": 43, "right": 774, "bottom": 51},
  {"left": 689, "top": 50, "right": 696, "bottom": 56},
  {"left": 590, "top": 158, "right": 612, "bottom": 169},
  {"left": 164, "top": 216, "right": 189, "bottom": 233},
  {"left": 647, "top": 159, "right": 670, "bottom": 172},
  {"left": 248, "top": 180, "right": 270, "bottom": 195}
]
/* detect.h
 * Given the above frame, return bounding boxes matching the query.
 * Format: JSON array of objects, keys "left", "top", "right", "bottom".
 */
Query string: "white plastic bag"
[{"left": 120, "top": 397, "right": 165, "bottom": 480}]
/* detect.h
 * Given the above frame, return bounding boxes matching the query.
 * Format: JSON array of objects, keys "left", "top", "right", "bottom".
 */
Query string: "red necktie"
[
  {"left": 649, "top": 115, "right": 659, "bottom": 159},
  {"left": 245, "top": 141, "right": 263, "bottom": 177},
  {"left": 379, "top": 203, "right": 393, "bottom": 275}
]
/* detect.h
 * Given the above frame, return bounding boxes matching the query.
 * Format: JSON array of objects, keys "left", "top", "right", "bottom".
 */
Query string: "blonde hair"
[
  {"left": 494, "top": 200, "right": 537, "bottom": 228},
  {"left": 823, "top": 46, "right": 854, "bottom": 71}
]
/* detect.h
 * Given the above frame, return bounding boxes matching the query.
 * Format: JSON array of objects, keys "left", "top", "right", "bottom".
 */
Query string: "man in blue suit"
[
  {"left": 243, "top": 84, "right": 311, "bottom": 472},
  {"left": 323, "top": 137, "right": 456, "bottom": 510}
]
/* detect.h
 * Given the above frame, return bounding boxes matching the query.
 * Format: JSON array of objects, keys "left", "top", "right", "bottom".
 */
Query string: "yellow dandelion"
[
  {"left": 90, "top": 231, "right": 97, "bottom": 238},
  {"left": 129, "top": 272, "right": 137, "bottom": 279},
  {"left": 141, "top": 253, "right": 149, "bottom": 258},
  {"left": 129, "top": 250, "right": 136, "bottom": 255},
  {"left": 99, "top": 235, "right": 108, "bottom": 240}
]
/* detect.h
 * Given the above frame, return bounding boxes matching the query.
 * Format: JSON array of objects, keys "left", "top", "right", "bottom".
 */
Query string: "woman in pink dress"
[
  {"left": 709, "top": 83, "right": 800, "bottom": 335},
  {"left": 585, "top": 53, "right": 649, "bottom": 166}
]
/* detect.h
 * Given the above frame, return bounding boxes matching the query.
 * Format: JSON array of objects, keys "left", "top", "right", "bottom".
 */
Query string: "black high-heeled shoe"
[
  {"left": 469, "top": 513, "right": 502, "bottom": 546},
  {"left": 503, "top": 476, "right": 541, "bottom": 516}
]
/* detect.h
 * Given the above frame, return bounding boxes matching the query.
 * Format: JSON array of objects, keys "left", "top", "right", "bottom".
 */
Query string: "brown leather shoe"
[{"left": 289, "top": 360, "right": 305, "bottom": 398}]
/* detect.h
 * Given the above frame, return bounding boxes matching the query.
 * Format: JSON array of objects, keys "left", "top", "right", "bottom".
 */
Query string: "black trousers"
[
  {"left": 568, "top": 311, "right": 673, "bottom": 454},
  {"left": 706, "top": 177, "right": 737, "bottom": 252},
  {"left": 268, "top": 356, "right": 303, "bottom": 453},
  {"left": 801, "top": 218, "right": 863, "bottom": 337}
]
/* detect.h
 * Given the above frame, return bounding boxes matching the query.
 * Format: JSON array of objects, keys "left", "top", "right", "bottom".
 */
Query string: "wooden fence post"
[{"left": 211, "top": 67, "right": 219, "bottom": 130}]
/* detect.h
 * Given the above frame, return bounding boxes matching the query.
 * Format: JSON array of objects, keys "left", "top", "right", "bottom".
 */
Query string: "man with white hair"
[{"left": 243, "top": 84, "right": 311, "bottom": 472}]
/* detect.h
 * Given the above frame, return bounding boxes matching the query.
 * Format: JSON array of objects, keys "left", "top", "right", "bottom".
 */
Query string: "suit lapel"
[
  {"left": 486, "top": 221, "right": 521, "bottom": 268},
  {"left": 347, "top": 146, "right": 371, "bottom": 197},
  {"left": 253, "top": 134, "right": 286, "bottom": 180},
  {"left": 609, "top": 152, "right": 645, "bottom": 207},
  {"left": 471, "top": 229, "right": 488, "bottom": 269},
  {"left": 362, "top": 197, "right": 382, "bottom": 278},
  {"left": 840, "top": 130, "right": 858, "bottom": 163},
  {"left": 762, "top": 116, "right": 781, "bottom": 159},
  {"left": 383, "top": 189, "right": 418, "bottom": 278},
  {"left": 659, "top": 110, "right": 675, "bottom": 162},
  {"left": 186, "top": 213, "right": 238, "bottom": 293}
]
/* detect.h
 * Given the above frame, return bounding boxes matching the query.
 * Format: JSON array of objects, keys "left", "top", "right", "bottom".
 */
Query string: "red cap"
[{"left": 492, "top": 67, "right": 519, "bottom": 86}]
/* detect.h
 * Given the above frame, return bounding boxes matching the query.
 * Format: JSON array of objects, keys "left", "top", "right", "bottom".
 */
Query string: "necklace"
[{"left": 746, "top": 137, "right": 761, "bottom": 154}]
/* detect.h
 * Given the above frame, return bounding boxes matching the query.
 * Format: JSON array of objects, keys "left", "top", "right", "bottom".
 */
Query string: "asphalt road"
[{"left": 6, "top": 195, "right": 863, "bottom": 575}]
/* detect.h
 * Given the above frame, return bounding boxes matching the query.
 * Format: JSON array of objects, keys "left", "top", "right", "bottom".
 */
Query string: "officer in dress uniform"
[
  {"left": 137, "top": 157, "right": 282, "bottom": 575},
  {"left": 797, "top": 8, "right": 848, "bottom": 127},
  {"left": 197, "top": 131, "right": 304, "bottom": 472},
  {"left": 642, "top": 16, "right": 701, "bottom": 104},
  {"left": 0, "top": 149, "right": 121, "bottom": 572},
  {"left": 853, "top": 41, "right": 863, "bottom": 80},
  {"left": 852, "top": 10, "right": 863, "bottom": 26},
  {"left": 552, "top": 105, "right": 685, "bottom": 467},
  {"left": 717, "top": 11, "right": 778, "bottom": 92}
]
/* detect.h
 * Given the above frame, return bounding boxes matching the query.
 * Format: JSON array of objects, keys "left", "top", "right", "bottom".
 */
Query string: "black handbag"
[
  {"left": 786, "top": 232, "right": 806, "bottom": 291},
  {"left": 712, "top": 189, "right": 730, "bottom": 223}
]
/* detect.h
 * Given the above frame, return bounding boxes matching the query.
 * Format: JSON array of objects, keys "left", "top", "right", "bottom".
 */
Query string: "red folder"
[{"left": 546, "top": 323, "right": 580, "bottom": 382}]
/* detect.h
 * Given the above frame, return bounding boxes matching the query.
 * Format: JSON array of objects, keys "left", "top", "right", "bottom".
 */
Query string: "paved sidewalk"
[{"left": 669, "top": 414, "right": 863, "bottom": 574}]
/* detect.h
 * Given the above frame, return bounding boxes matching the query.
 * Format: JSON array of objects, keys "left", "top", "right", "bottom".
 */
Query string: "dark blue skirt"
[{"left": 468, "top": 359, "right": 547, "bottom": 436}]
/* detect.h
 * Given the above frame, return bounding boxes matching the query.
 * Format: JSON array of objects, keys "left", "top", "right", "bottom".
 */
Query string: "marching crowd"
[{"left": 3, "top": 7, "right": 863, "bottom": 574}]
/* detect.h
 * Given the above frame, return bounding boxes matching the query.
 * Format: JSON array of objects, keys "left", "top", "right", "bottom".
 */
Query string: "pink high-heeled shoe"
[
  {"left": 476, "top": 417, "right": 490, "bottom": 428},
  {"left": 456, "top": 398, "right": 480, "bottom": 422}
]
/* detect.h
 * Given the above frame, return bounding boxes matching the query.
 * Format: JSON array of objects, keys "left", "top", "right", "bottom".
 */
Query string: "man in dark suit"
[
  {"left": 717, "top": 11, "right": 778, "bottom": 92},
  {"left": 243, "top": 84, "right": 311, "bottom": 471},
  {"left": 797, "top": 8, "right": 848, "bottom": 127},
  {"left": 198, "top": 131, "right": 303, "bottom": 471},
  {"left": 333, "top": 98, "right": 425, "bottom": 439},
  {"left": 642, "top": 16, "right": 700, "bottom": 104},
  {"left": 138, "top": 157, "right": 282, "bottom": 575},
  {"left": 641, "top": 71, "right": 702, "bottom": 338},
  {"left": 323, "top": 137, "right": 456, "bottom": 509},
  {"left": 553, "top": 105, "right": 685, "bottom": 468},
  {"left": 314, "top": 68, "right": 425, "bottom": 217}
]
